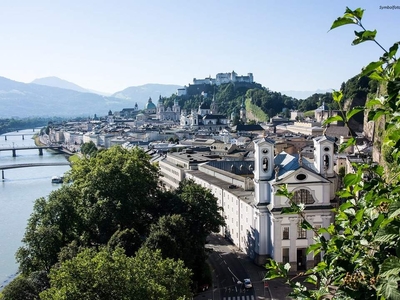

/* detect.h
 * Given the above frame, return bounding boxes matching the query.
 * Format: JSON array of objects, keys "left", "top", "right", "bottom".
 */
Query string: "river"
[{"left": 0, "top": 129, "right": 70, "bottom": 287}]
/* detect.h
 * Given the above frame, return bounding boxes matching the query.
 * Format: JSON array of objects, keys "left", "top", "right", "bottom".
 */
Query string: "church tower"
[
  {"left": 210, "top": 94, "right": 218, "bottom": 114},
  {"left": 253, "top": 137, "right": 275, "bottom": 205},
  {"left": 313, "top": 135, "right": 335, "bottom": 177},
  {"left": 173, "top": 99, "right": 180, "bottom": 121}
]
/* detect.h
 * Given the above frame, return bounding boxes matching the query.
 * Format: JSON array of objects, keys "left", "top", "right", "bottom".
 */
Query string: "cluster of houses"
[{"left": 46, "top": 97, "right": 372, "bottom": 270}]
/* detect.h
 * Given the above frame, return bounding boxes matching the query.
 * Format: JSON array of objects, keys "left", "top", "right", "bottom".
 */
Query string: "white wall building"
[{"left": 160, "top": 135, "right": 337, "bottom": 269}]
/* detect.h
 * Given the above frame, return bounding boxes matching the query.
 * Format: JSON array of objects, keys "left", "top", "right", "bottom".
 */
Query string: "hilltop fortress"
[{"left": 177, "top": 71, "right": 260, "bottom": 96}]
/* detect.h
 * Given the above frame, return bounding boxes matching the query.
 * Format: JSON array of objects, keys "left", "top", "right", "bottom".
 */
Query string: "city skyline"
[{"left": 0, "top": 1, "right": 399, "bottom": 94}]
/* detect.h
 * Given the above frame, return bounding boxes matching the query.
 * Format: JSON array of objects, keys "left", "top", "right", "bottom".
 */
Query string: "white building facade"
[{"left": 165, "top": 135, "right": 337, "bottom": 269}]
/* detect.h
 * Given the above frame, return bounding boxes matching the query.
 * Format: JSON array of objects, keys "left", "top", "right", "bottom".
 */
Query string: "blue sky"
[{"left": 0, "top": 1, "right": 399, "bottom": 94}]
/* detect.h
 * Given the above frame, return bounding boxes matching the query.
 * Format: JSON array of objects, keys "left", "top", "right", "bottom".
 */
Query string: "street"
[{"left": 196, "top": 234, "right": 293, "bottom": 300}]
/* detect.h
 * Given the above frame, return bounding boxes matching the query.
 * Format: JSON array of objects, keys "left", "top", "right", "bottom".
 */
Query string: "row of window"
[
  {"left": 282, "top": 248, "right": 321, "bottom": 265},
  {"left": 282, "top": 224, "right": 321, "bottom": 239}
]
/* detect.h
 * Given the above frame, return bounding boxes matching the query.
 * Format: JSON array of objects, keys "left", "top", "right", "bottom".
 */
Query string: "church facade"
[
  {"left": 180, "top": 99, "right": 229, "bottom": 131},
  {"left": 156, "top": 97, "right": 181, "bottom": 121},
  {"left": 182, "top": 135, "right": 337, "bottom": 269}
]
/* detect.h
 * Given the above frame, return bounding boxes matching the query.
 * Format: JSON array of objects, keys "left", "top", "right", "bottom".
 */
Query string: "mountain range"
[{"left": 0, "top": 76, "right": 181, "bottom": 118}]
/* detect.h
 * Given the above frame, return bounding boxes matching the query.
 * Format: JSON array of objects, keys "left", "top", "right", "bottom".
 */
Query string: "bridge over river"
[
  {"left": 0, "top": 162, "right": 71, "bottom": 180},
  {"left": 0, "top": 145, "right": 64, "bottom": 157}
]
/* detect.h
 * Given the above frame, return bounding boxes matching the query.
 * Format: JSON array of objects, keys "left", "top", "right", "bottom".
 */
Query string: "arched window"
[
  {"left": 293, "top": 189, "right": 315, "bottom": 204},
  {"left": 323, "top": 155, "right": 330, "bottom": 168},
  {"left": 262, "top": 157, "right": 269, "bottom": 172}
]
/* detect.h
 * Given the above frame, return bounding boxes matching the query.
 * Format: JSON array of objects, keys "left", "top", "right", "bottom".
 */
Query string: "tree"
[
  {"left": 80, "top": 141, "right": 98, "bottom": 157},
  {"left": 16, "top": 186, "right": 82, "bottom": 274},
  {"left": 1, "top": 271, "right": 49, "bottom": 300},
  {"left": 145, "top": 214, "right": 193, "bottom": 268},
  {"left": 40, "top": 247, "right": 192, "bottom": 300},
  {"left": 265, "top": 7, "right": 400, "bottom": 300},
  {"left": 67, "top": 146, "right": 160, "bottom": 244}
]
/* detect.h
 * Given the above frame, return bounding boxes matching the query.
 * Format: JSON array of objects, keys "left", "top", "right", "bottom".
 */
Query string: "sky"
[{"left": 0, "top": 1, "right": 399, "bottom": 94}]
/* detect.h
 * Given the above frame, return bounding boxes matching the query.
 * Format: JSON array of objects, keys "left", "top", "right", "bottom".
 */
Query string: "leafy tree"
[
  {"left": 40, "top": 247, "right": 192, "bottom": 300},
  {"left": 80, "top": 141, "right": 98, "bottom": 157},
  {"left": 16, "top": 186, "right": 82, "bottom": 274},
  {"left": 67, "top": 146, "right": 160, "bottom": 244},
  {"left": 265, "top": 7, "right": 400, "bottom": 300},
  {"left": 145, "top": 214, "right": 193, "bottom": 268},
  {"left": 107, "top": 227, "right": 142, "bottom": 256},
  {"left": 1, "top": 271, "right": 49, "bottom": 300}
]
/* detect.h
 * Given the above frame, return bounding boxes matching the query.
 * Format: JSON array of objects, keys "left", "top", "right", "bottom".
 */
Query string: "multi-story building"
[
  {"left": 156, "top": 97, "right": 181, "bottom": 121},
  {"left": 159, "top": 135, "right": 337, "bottom": 270},
  {"left": 180, "top": 101, "right": 228, "bottom": 131}
]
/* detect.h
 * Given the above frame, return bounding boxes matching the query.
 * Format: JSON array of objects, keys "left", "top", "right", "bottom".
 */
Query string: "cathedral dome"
[{"left": 145, "top": 98, "right": 156, "bottom": 110}]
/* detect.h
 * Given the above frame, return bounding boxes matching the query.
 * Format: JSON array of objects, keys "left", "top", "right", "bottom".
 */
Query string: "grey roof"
[
  {"left": 314, "top": 135, "right": 336, "bottom": 143},
  {"left": 203, "top": 114, "right": 226, "bottom": 119},
  {"left": 235, "top": 124, "right": 264, "bottom": 132},
  {"left": 200, "top": 102, "right": 210, "bottom": 109},
  {"left": 274, "top": 152, "right": 299, "bottom": 177}
]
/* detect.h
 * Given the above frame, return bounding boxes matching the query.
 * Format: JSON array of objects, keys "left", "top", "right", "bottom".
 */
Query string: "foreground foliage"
[
  {"left": 40, "top": 247, "right": 192, "bottom": 300},
  {"left": 265, "top": 7, "right": 400, "bottom": 300},
  {"left": 11, "top": 146, "right": 224, "bottom": 299}
]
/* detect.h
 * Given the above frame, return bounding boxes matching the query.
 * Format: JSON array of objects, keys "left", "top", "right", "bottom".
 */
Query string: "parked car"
[{"left": 243, "top": 278, "right": 252, "bottom": 289}]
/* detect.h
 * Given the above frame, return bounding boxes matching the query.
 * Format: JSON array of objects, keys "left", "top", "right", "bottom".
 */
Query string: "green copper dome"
[{"left": 145, "top": 98, "right": 156, "bottom": 110}]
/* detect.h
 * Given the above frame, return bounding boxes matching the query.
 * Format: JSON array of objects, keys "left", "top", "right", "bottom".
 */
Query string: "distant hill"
[
  {"left": 0, "top": 77, "right": 183, "bottom": 118},
  {"left": 280, "top": 89, "right": 333, "bottom": 100},
  {"left": 112, "top": 84, "right": 182, "bottom": 109},
  {"left": 0, "top": 76, "right": 133, "bottom": 118},
  {"left": 32, "top": 76, "right": 90, "bottom": 93},
  {"left": 32, "top": 77, "right": 112, "bottom": 96}
]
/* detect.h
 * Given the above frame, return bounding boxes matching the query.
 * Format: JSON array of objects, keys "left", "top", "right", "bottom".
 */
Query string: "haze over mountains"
[
  {"left": 0, "top": 76, "right": 181, "bottom": 118},
  {"left": 0, "top": 75, "right": 330, "bottom": 118}
]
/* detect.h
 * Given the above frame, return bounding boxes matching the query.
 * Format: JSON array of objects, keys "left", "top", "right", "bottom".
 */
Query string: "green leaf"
[
  {"left": 339, "top": 137, "right": 356, "bottom": 153},
  {"left": 389, "top": 201, "right": 400, "bottom": 219},
  {"left": 343, "top": 173, "right": 361, "bottom": 187},
  {"left": 352, "top": 30, "right": 377, "bottom": 45},
  {"left": 339, "top": 201, "right": 354, "bottom": 211},
  {"left": 361, "top": 61, "right": 384, "bottom": 76},
  {"left": 306, "top": 243, "right": 321, "bottom": 255},
  {"left": 380, "top": 257, "right": 400, "bottom": 277},
  {"left": 344, "top": 7, "right": 364, "bottom": 20},
  {"left": 323, "top": 115, "right": 343, "bottom": 126},
  {"left": 385, "top": 42, "right": 399, "bottom": 60},
  {"left": 368, "top": 109, "right": 386, "bottom": 121},
  {"left": 393, "top": 59, "right": 400, "bottom": 78},
  {"left": 377, "top": 276, "right": 400, "bottom": 300},
  {"left": 337, "top": 190, "right": 354, "bottom": 198},
  {"left": 304, "top": 274, "right": 318, "bottom": 285},
  {"left": 301, "top": 220, "right": 313, "bottom": 230},
  {"left": 366, "top": 99, "right": 382, "bottom": 108},
  {"left": 346, "top": 107, "right": 364, "bottom": 121},
  {"left": 371, "top": 213, "right": 385, "bottom": 231},
  {"left": 351, "top": 208, "right": 365, "bottom": 226},
  {"left": 369, "top": 71, "right": 386, "bottom": 81},
  {"left": 332, "top": 90, "right": 343, "bottom": 103},
  {"left": 330, "top": 17, "right": 357, "bottom": 30}
]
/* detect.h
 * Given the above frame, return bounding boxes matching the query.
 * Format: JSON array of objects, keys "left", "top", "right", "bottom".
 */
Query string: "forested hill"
[
  {"left": 161, "top": 82, "right": 336, "bottom": 120},
  {"left": 161, "top": 83, "right": 297, "bottom": 120}
]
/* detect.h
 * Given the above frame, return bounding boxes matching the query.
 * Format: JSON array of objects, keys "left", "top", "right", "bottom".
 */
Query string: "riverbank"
[{"left": 33, "top": 134, "right": 46, "bottom": 147}]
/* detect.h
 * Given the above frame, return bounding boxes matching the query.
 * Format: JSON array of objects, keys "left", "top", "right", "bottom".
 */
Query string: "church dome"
[{"left": 145, "top": 98, "right": 156, "bottom": 110}]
